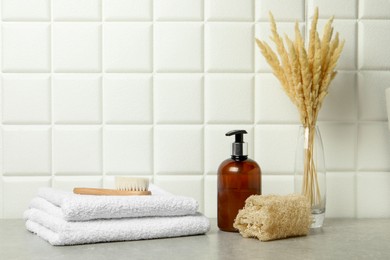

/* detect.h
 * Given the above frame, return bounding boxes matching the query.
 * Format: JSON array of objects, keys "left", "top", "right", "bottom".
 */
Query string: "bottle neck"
[
  {"left": 231, "top": 155, "right": 248, "bottom": 161},
  {"left": 231, "top": 142, "right": 248, "bottom": 160}
]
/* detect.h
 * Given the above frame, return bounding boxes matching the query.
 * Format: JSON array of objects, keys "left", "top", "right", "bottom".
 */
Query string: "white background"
[{"left": 1, "top": 0, "right": 390, "bottom": 218}]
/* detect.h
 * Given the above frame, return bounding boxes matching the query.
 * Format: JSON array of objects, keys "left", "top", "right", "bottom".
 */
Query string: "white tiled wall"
[{"left": 1, "top": 0, "right": 390, "bottom": 219}]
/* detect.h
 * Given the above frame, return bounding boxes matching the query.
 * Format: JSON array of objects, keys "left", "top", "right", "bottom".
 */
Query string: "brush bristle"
[{"left": 115, "top": 177, "right": 149, "bottom": 191}]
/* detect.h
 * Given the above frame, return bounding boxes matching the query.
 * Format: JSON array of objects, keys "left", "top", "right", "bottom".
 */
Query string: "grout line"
[
  {"left": 354, "top": 0, "right": 360, "bottom": 219},
  {"left": 0, "top": 0, "right": 3, "bottom": 218},
  {"left": 152, "top": 0, "right": 156, "bottom": 184},
  {"left": 4, "top": 68, "right": 390, "bottom": 74},
  {"left": 100, "top": 0, "right": 105, "bottom": 188},
  {"left": 50, "top": 0, "right": 54, "bottom": 188},
  {"left": 252, "top": 0, "right": 257, "bottom": 161},
  {"left": 305, "top": 0, "right": 309, "bottom": 45},
  {"left": 202, "top": 0, "right": 206, "bottom": 191}
]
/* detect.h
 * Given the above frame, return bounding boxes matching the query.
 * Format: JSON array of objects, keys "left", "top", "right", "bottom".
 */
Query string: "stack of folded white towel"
[{"left": 24, "top": 184, "right": 210, "bottom": 246}]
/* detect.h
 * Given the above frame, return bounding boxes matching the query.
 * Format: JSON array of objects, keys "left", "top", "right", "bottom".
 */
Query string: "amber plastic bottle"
[{"left": 218, "top": 130, "right": 261, "bottom": 232}]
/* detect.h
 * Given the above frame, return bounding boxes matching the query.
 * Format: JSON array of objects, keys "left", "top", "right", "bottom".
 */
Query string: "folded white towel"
[
  {"left": 36, "top": 185, "right": 198, "bottom": 221},
  {"left": 25, "top": 208, "right": 210, "bottom": 246},
  {"left": 29, "top": 197, "right": 63, "bottom": 218}
]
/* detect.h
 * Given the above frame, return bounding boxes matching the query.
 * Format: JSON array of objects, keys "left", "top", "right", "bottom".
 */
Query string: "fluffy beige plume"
[
  {"left": 269, "top": 12, "right": 295, "bottom": 100},
  {"left": 321, "top": 16, "right": 334, "bottom": 74},
  {"left": 255, "top": 8, "right": 344, "bottom": 128},
  {"left": 308, "top": 7, "right": 319, "bottom": 72}
]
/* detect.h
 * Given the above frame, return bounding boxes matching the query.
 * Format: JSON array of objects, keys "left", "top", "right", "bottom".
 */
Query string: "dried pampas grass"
[
  {"left": 255, "top": 8, "right": 344, "bottom": 208},
  {"left": 256, "top": 7, "right": 344, "bottom": 127}
]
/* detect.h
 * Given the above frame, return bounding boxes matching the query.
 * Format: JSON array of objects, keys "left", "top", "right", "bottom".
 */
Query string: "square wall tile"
[
  {"left": 206, "top": 0, "right": 253, "bottom": 21},
  {"left": 318, "top": 72, "right": 357, "bottom": 121},
  {"left": 360, "top": 0, "right": 390, "bottom": 19},
  {"left": 205, "top": 74, "right": 254, "bottom": 124},
  {"left": 2, "top": 177, "right": 51, "bottom": 218},
  {"left": 103, "top": 75, "right": 152, "bottom": 124},
  {"left": 255, "top": 125, "right": 299, "bottom": 174},
  {"left": 52, "top": 176, "right": 102, "bottom": 192},
  {"left": 53, "top": 0, "right": 101, "bottom": 21},
  {"left": 104, "top": 126, "right": 153, "bottom": 175},
  {"left": 206, "top": 23, "right": 253, "bottom": 72},
  {"left": 255, "top": 74, "right": 300, "bottom": 123},
  {"left": 319, "top": 124, "right": 356, "bottom": 171},
  {"left": 53, "top": 23, "right": 101, "bottom": 72},
  {"left": 255, "top": 0, "right": 304, "bottom": 21},
  {"left": 154, "top": 74, "right": 203, "bottom": 124},
  {"left": 2, "top": 23, "right": 50, "bottom": 72},
  {"left": 2, "top": 74, "right": 50, "bottom": 124},
  {"left": 204, "top": 175, "right": 217, "bottom": 218},
  {"left": 205, "top": 125, "right": 254, "bottom": 175},
  {"left": 103, "top": 23, "right": 152, "bottom": 72},
  {"left": 2, "top": 126, "right": 51, "bottom": 175},
  {"left": 358, "top": 72, "right": 390, "bottom": 121},
  {"left": 53, "top": 126, "right": 102, "bottom": 175},
  {"left": 155, "top": 23, "right": 203, "bottom": 72},
  {"left": 262, "top": 175, "right": 294, "bottom": 195},
  {"left": 357, "top": 172, "right": 390, "bottom": 218},
  {"left": 308, "top": 0, "right": 357, "bottom": 19},
  {"left": 2, "top": 0, "right": 50, "bottom": 21},
  {"left": 155, "top": 0, "right": 203, "bottom": 21},
  {"left": 53, "top": 75, "right": 101, "bottom": 124},
  {"left": 154, "top": 176, "right": 204, "bottom": 212},
  {"left": 358, "top": 123, "right": 390, "bottom": 171},
  {"left": 155, "top": 126, "right": 203, "bottom": 175},
  {"left": 255, "top": 23, "right": 305, "bottom": 72},
  {"left": 104, "top": 0, "right": 152, "bottom": 21},
  {"left": 359, "top": 21, "right": 390, "bottom": 70},
  {"left": 326, "top": 172, "right": 355, "bottom": 218},
  {"left": 316, "top": 19, "right": 357, "bottom": 70}
]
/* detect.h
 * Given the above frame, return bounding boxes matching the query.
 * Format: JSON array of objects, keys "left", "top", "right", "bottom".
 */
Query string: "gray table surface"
[{"left": 1, "top": 218, "right": 390, "bottom": 260}]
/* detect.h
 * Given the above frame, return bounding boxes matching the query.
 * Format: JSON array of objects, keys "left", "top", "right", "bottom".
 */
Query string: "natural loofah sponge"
[{"left": 233, "top": 194, "right": 311, "bottom": 241}]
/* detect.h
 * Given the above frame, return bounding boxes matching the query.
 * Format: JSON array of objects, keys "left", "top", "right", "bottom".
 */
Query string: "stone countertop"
[{"left": 1, "top": 219, "right": 390, "bottom": 260}]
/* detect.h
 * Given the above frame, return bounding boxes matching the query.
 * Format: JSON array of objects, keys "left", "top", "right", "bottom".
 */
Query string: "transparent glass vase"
[{"left": 294, "top": 126, "right": 326, "bottom": 229}]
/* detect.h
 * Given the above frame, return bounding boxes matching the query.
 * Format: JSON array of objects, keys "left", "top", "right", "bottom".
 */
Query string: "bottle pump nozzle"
[{"left": 226, "top": 130, "right": 248, "bottom": 161}]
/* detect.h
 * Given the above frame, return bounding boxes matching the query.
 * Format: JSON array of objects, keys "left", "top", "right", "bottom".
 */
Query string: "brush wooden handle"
[{"left": 73, "top": 187, "right": 151, "bottom": 196}]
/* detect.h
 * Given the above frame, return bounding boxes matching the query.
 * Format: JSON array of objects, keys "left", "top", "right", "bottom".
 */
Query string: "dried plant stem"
[{"left": 302, "top": 127, "right": 322, "bottom": 207}]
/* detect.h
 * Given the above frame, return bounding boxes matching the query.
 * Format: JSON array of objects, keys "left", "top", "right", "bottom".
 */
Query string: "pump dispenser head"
[{"left": 226, "top": 130, "right": 248, "bottom": 161}]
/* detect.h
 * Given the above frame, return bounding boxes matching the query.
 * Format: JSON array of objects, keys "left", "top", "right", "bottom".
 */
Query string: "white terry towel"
[
  {"left": 25, "top": 208, "right": 210, "bottom": 246},
  {"left": 36, "top": 184, "right": 198, "bottom": 221}
]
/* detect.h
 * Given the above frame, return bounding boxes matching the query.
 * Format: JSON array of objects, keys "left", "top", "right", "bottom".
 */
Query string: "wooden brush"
[{"left": 73, "top": 177, "right": 151, "bottom": 196}]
